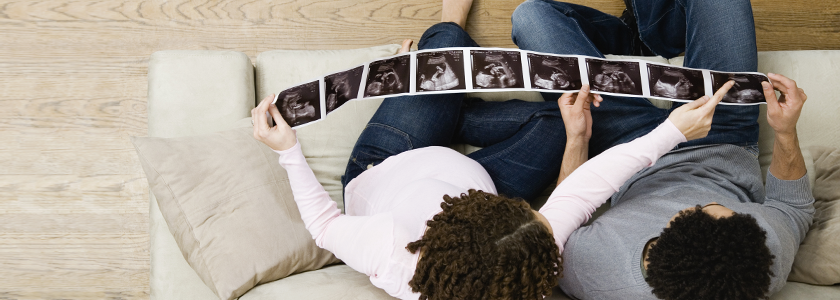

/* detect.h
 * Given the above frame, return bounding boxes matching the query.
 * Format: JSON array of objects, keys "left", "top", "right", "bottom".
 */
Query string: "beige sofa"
[{"left": 145, "top": 45, "right": 840, "bottom": 299}]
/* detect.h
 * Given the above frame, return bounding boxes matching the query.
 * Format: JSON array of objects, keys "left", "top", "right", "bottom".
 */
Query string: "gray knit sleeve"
[{"left": 763, "top": 172, "right": 815, "bottom": 244}]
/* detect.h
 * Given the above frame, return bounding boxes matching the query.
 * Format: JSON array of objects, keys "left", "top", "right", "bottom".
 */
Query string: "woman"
[{"left": 251, "top": 1, "right": 731, "bottom": 299}]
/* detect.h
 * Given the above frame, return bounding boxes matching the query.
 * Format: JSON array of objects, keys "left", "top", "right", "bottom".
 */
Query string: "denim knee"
[
  {"left": 511, "top": 0, "right": 574, "bottom": 43},
  {"left": 418, "top": 22, "right": 478, "bottom": 50}
]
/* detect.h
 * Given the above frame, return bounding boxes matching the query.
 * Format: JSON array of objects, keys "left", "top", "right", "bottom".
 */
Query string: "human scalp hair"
[
  {"left": 406, "top": 189, "right": 561, "bottom": 300},
  {"left": 646, "top": 205, "right": 775, "bottom": 300}
]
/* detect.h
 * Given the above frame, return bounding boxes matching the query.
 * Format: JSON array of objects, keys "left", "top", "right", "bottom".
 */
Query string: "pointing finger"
[{"left": 703, "top": 80, "right": 734, "bottom": 111}]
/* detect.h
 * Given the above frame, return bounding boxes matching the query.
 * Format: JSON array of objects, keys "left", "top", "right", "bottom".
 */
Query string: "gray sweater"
[{"left": 558, "top": 144, "right": 815, "bottom": 299}]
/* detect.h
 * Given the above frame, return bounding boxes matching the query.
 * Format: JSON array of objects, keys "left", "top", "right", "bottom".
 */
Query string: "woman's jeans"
[
  {"left": 341, "top": 22, "right": 567, "bottom": 202},
  {"left": 342, "top": 0, "right": 760, "bottom": 202}
]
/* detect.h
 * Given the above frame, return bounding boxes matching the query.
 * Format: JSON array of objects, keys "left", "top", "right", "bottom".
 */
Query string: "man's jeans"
[
  {"left": 341, "top": 22, "right": 568, "bottom": 202},
  {"left": 511, "top": 0, "right": 760, "bottom": 156}
]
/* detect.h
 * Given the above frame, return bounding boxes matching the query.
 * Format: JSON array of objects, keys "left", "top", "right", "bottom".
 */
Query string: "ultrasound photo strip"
[{"left": 272, "top": 47, "right": 771, "bottom": 128}]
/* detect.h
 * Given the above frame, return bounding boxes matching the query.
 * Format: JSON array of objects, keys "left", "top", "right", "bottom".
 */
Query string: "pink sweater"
[{"left": 274, "top": 120, "right": 686, "bottom": 300}]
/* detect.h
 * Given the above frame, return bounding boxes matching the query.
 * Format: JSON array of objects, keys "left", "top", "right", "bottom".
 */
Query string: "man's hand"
[
  {"left": 252, "top": 94, "right": 297, "bottom": 151},
  {"left": 763, "top": 73, "right": 807, "bottom": 136},
  {"left": 557, "top": 84, "right": 603, "bottom": 141},
  {"left": 667, "top": 80, "right": 733, "bottom": 141}
]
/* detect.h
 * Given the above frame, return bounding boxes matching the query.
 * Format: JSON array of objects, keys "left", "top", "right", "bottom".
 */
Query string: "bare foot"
[
  {"left": 442, "top": 0, "right": 474, "bottom": 29},
  {"left": 398, "top": 39, "right": 413, "bottom": 54}
]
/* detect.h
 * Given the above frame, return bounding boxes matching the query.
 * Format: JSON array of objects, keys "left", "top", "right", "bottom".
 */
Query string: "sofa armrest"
[{"left": 147, "top": 50, "right": 255, "bottom": 300}]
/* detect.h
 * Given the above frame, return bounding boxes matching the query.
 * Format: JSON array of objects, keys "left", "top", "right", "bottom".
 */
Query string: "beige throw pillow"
[
  {"left": 788, "top": 146, "right": 840, "bottom": 285},
  {"left": 132, "top": 127, "right": 340, "bottom": 300}
]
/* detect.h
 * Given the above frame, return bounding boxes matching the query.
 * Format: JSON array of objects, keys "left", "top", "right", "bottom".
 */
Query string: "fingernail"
[
  {"left": 582, "top": 85, "right": 589, "bottom": 91},
  {"left": 768, "top": 73, "right": 775, "bottom": 76},
  {"left": 761, "top": 82, "right": 771, "bottom": 90}
]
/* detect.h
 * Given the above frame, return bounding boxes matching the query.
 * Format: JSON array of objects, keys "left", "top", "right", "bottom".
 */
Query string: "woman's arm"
[
  {"left": 542, "top": 81, "right": 736, "bottom": 251},
  {"left": 251, "top": 95, "right": 392, "bottom": 277}
]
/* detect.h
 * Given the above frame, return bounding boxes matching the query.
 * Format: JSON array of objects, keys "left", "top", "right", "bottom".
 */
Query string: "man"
[{"left": 510, "top": 0, "right": 814, "bottom": 299}]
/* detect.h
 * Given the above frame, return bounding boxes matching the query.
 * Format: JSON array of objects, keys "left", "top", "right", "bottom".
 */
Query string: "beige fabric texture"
[
  {"left": 147, "top": 50, "right": 258, "bottom": 299},
  {"left": 134, "top": 128, "right": 340, "bottom": 300},
  {"left": 788, "top": 146, "right": 840, "bottom": 285}
]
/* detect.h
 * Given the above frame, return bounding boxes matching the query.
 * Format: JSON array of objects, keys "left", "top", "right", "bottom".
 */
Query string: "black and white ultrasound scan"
[
  {"left": 416, "top": 51, "right": 466, "bottom": 92},
  {"left": 364, "top": 55, "right": 411, "bottom": 97},
  {"left": 527, "top": 53, "right": 582, "bottom": 91},
  {"left": 325, "top": 66, "right": 363, "bottom": 115},
  {"left": 586, "top": 59, "right": 643, "bottom": 95},
  {"left": 648, "top": 64, "right": 705, "bottom": 100},
  {"left": 470, "top": 50, "right": 524, "bottom": 89},
  {"left": 276, "top": 81, "right": 321, "bottom": 127},
  {"left": 710, "top": 72, "right": 768, "bottom": 104}
]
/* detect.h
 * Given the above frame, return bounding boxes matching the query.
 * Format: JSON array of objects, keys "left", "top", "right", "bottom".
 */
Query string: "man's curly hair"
[
  {"left": 406, "top": 189, "right": 561, "bottom": 300},
  {"left": 646, "top": 205, "right": 775, "bottom": 300}
]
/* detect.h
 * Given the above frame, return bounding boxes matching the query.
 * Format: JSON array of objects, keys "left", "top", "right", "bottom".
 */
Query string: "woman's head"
[{"left": 406, "top": 190, "right": 561, "bottom": 300}]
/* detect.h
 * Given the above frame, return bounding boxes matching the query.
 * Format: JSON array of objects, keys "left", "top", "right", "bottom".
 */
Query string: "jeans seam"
[{"left": 638, "top": 7, "right": 677, "bottom": 35}]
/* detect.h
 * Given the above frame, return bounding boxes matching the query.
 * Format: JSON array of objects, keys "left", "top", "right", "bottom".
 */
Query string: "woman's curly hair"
[
  {"left": 646, "top": 205, "right": 775, "bottom": 300},
  {"left": 406, "top": 189, "right": 561, "bottom": 300}
]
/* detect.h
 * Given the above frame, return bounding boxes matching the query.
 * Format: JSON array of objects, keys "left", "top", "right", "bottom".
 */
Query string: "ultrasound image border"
[
  {"left": 527, "top": 53, "right": 582, "bottom": 91},
  {"left": 273, "top": 80, "right": 322, "bottom": 128},
  {"left": 469, "top": 49, "right": 525, "bottom": 90},
  {"left": 324, "top": 66, "right": 364, "bottom": 115},
  {"left": 710, "top": 71, "right": 769, "bottom": 104},
  {"left": 647, "top": 63, "right": 705, "bottom": 100},
  {"left": 364, "top": 55, "right": 411, "bottom": 97},
  {"left": 585, "top": 58, "right": 644, "bottom": 96},
  {"left": 415, "top": 50, "right": 467, "bottom": 92}
]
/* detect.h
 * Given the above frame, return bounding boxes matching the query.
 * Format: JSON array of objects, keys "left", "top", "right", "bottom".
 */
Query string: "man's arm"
[
  {"left": 761, "top": 73, "right": 815, "bottom": 245},
  {"left": 555, "top": 85, "right": 600, "bottom": 185},
  {"left": 557, "top": 137, "right": 589, "bottom": 185}
]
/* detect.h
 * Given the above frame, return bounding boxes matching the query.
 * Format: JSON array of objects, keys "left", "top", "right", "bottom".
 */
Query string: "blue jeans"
[
  {"left": 511, "top": 0, "right": 760, "bottom": 156},
  {"left": 341, "top": 22, "right": 567, "bottom": 202}
]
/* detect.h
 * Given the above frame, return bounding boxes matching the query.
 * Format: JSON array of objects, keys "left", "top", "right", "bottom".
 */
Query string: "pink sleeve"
[
  {"left": 275, "top": 142, "right": 392, "bottom": 277},
  {"left": 538, "top": 120, "right": 687, "bottom": 252}
]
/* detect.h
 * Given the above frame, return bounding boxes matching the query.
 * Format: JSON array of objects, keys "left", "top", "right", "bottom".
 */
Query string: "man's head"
[
  {"left": 406, "top": 189, "right": 561, "bottom": 300},
  {"left": 646, "top": 203, "right": 775, "bottom": 300}
]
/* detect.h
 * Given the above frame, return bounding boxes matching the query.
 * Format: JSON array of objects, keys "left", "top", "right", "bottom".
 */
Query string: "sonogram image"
[
  {"left": 528, "top": 53, "right": 582, "bottom": 91},
  {"left": 364, "top": 55, "right": 411, "bottom": 97},
  {"left": 648, "top": 64, "right": 705, "bottom": 100},
  {"left": 325, "top": 66, "right": 363, "bottom": 115},
  {"left": 710, "top": 72, "right": 768, "bottom": 104},
  {"left": 586, "top": 59, "right": 643, "bottom": 95},
  {"left": 276, "top": 81, "right": 321, "bottom": 127},
  {"left": 416, "top": 50, "right": 466, "bottom": 92},
  {"left": 470, "top": 50, "right": 525, "bottom": 89}
]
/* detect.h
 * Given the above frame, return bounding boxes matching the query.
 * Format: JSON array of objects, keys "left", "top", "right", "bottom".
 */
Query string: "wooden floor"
[{"left": 0, "top": 0, "right": 838, "bottom": 298}]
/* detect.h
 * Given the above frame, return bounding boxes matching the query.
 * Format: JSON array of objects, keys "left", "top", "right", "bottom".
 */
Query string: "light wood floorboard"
[{"left": 1, "top": 0, "right": 838, "bottom": 299}]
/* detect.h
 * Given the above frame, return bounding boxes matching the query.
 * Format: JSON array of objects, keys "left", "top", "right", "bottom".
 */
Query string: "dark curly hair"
[
  {"left": 406, "top": 189, "right": 561, "bottom": 300},
  {"left": 646, "top": 205, "right": 775, "bottom": 300}
]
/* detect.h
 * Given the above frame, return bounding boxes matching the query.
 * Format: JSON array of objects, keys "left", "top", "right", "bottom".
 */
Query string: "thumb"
[
  {"left": 574, "top": 85, "right": 591, "bottom": 110},
  {"left": 268, "top": 103, "right": 290, "bottom": 128},
  {"left": 762, "top": 81, "right": 779, "bottom": 107},
  {"left": 398, "top": 39, "right": 413, "bottom": 54}
]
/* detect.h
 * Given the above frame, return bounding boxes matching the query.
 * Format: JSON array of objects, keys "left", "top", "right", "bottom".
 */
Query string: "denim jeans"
[
  {"left": 342, "top": 22, "right": 568, "bottom": 202},
  {"left": 511, "top": 0, "right": 760, "bottom": 156}
]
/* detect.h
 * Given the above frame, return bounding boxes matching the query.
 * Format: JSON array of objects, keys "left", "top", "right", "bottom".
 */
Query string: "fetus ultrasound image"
[
  {"left": 324, "top": 66, "right": 363, "bottom": 115},
  {"left": 364, "top": 55, "right": 411, "bottom": 97},
  {"left": 276, "top": 81, "right": 321, "bottom": 127},
  {"left": 470, "top": 50, "right": 524, "bottom": 89},
  {"left": 648, "top": 64, "right": 705, "bottom": 100},
  {"left": 710, "top": 72, "right": 768, "bottom": 104},
  {"left": 527, "top": 53, "right": 582, "bottom": 91},
  {"left": 416, "top": 51, "right": 466, "bottom": 92},
  {"left": 586, "top": 59, "right": 643, "bottom": 95}
]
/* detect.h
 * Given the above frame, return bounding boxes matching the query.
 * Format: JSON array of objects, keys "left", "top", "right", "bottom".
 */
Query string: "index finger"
[
  {"left": 703, "top": 80, "right": 734, "bottom": 111},
  {"left": 767, "top": 73, "right": 797, "bottom": 92}
]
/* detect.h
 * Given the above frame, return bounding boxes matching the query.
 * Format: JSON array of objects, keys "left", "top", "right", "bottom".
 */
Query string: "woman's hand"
[
  {"left": 557, "top": 84, "right": 603, "bottom": 141},
  {"left": 667, "top": 80, "right": 733, "bottom": 141},
  {"left": 252, "top": 94, "right": 297, "bottom": 151}
]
